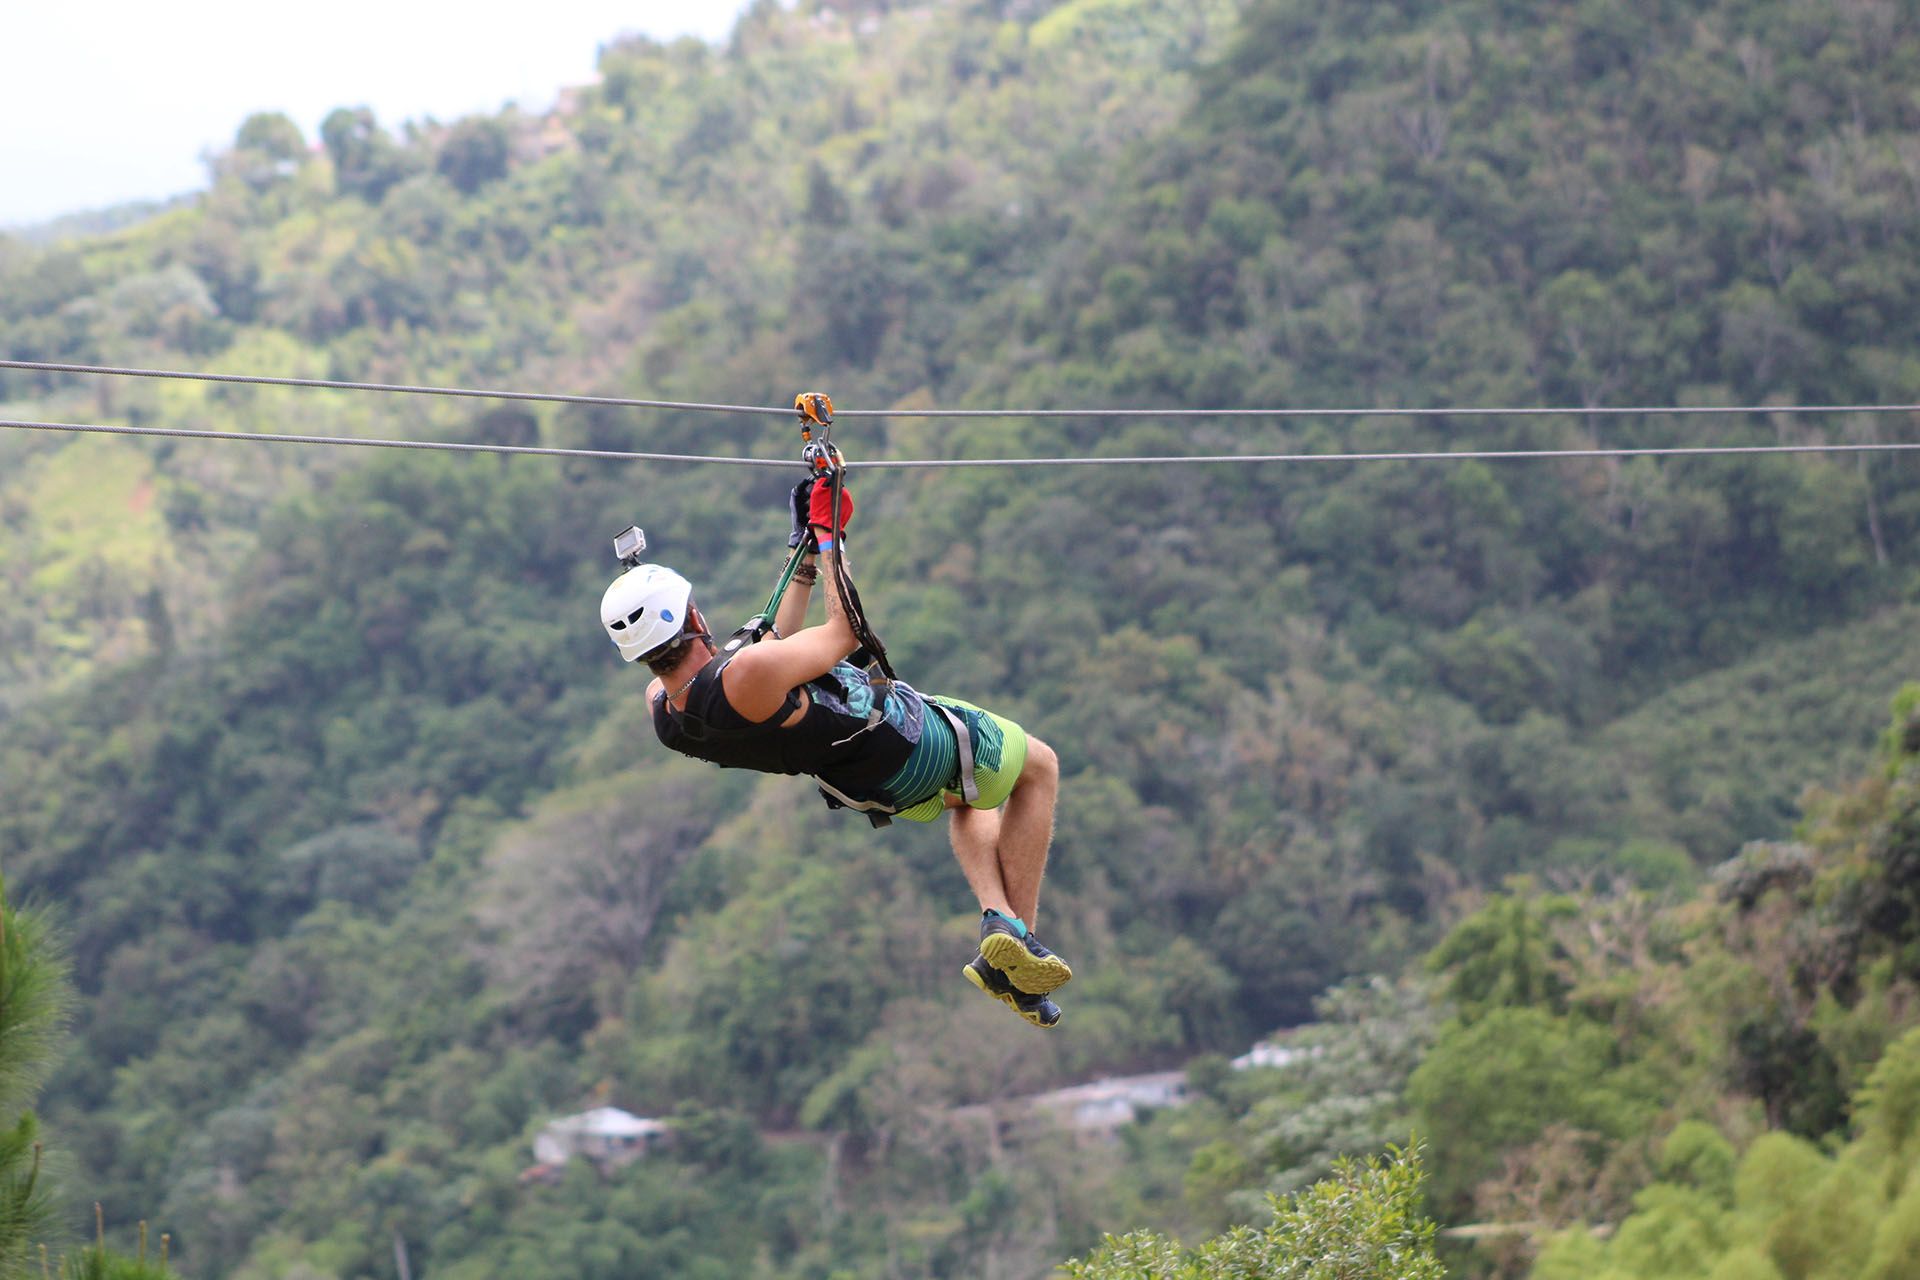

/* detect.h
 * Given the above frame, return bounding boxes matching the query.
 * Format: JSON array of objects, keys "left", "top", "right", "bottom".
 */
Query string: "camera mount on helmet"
[{"left": 613, "top": 525, "right": 647, "bottom": 569}]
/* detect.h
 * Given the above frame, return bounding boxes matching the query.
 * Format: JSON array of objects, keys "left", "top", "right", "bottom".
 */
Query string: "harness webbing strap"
[
  {"left": 825, "top": 465, "right": 895, "bottom": 683},
  {"left": 937, "top": 703, "right": 980, "bottom": 805},
  {"left": 814, "top": 776, "right": 897, "bottom": 814},
  {"left": 739, "top": 532, "right": 817, "bottom": 644}
]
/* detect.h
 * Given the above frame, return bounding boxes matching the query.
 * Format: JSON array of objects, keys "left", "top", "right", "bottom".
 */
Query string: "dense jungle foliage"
[{"left": 4, "top": 0, "right": 1920, "bottom": 1274}]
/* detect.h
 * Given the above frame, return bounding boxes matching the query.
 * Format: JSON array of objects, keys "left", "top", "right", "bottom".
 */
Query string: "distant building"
[
  {"left": 1028, "top": 1071, "right": 1189, "bottom": 1136},
  {"left": 1232, "top": 1041, "right": 1304, "bottom": 1071},
  {"left": 531, "top": 1106, "right": 670, "bottom": 1173},
  {"left": 974, "top": 1036, "right": 1308, "bottom": 1142}
]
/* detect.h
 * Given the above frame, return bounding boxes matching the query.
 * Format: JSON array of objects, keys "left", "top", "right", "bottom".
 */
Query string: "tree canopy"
[{"left": 2, "top": 0, "right": 1919, "bottom": 1274}]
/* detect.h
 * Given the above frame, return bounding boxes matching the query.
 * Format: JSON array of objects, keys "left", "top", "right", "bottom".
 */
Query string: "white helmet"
[{"left": 600, "top": 563, "right": 694, "bottom": 662}]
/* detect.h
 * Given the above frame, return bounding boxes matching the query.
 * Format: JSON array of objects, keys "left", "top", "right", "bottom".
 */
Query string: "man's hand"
[
  {"left": 809, "top": 479, "right": 853, "bottom": 536},
  {"left": 788, "top": 477, "right": 817, "bottom": 549}
]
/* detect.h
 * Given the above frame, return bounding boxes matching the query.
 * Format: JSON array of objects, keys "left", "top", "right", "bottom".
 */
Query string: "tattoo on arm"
[
  {"left": 822, "top": 549, "right": 850, "bottom": 627},
  {"left": 801, "top": 533, "right": 857, "bottom": 657}
]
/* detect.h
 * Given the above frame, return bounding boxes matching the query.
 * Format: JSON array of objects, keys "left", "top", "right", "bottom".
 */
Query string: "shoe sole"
[
  {"left": 979, "top": 933, "right": 1074, "bottom": 994},
  {"left": 962, "top": 962, "right": 1060, "bottom": 1028}
]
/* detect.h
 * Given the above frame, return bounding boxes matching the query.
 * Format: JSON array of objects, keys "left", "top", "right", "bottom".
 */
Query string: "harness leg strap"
[
  {"left": 931, "top": 703, "right": 980, "bottom": 805},
  {"left": 814, "top": 776, "right": 896, "bottom": 827}
]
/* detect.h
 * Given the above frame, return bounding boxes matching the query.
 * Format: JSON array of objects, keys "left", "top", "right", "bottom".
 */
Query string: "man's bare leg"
[
  {"left": 993, "top": 737, "right": 1059, "bottom": 925},
  {"left": 954, "top": 739, "right": 1068, "bottom": 1026},
  {"left": 947, "top": 737, "right": 1059, "bottom": 925},
  {"left": 952, "top": 737, "right": 1069, "bottom": 1006},
  {"left": 948, "top": 805, "right": 1016, "bottom": 920}
]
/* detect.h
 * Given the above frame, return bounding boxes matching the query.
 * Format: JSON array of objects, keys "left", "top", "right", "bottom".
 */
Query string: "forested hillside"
[{"left": 4, "top": 0, "right": 1920, "bottom": 1275}]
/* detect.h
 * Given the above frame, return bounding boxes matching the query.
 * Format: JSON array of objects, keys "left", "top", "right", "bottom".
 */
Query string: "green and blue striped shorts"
[{"left": 882, "top": 695, "right": 1030, "bottom": 824}]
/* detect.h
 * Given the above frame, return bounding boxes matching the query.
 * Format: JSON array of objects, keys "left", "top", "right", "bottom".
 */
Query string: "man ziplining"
[{"left": 597, "top": 412, "right": 1073, "bottom": 1028}]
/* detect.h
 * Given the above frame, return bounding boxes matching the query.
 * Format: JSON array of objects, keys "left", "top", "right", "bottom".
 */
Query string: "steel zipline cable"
[
  {"left": 7, "top": 416, "right": 1920, "bottom": 468},
  {"left": 5, "top": 357, "right": 1920, "bottom": 422},
  {"left": 0, "top": 358, "right": 794, "bottom": 418},
  {"left": 0, "top": 418, "right": 797, "bottom": 467},
  {"left": 3, "top": 356, "right": 1918, "bottom": 466}
]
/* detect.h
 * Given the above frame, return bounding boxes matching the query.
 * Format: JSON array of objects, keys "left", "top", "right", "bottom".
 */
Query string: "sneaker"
[
  {"left": 978, "top": 910, "right": 1073, "bottom": 995},
  {"left": 963, "top": 956, "right": 1062, "bottom": 1028}
]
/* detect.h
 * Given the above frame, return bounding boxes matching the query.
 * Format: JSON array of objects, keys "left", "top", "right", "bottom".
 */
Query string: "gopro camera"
[{"left": 613, "top": 525, "right": 647, "bottom": 568}]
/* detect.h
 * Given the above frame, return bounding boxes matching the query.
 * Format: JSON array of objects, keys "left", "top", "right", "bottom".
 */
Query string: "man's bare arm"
[
  {"left": 721, "top": 542, "right": 858, "bottom": 721},
  {"left": 773, "top": 550, "right": 817, "bottom": 639},
  {"left": 818, "top": 543, "right": 852, "bottom": 633}
]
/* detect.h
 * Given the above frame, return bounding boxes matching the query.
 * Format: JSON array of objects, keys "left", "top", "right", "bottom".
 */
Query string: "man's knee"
[{"left": 1021, "top": 736, "right": 1060, "bottom": 791}]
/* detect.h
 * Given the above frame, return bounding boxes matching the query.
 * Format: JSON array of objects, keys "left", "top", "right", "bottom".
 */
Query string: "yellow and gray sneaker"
[
  {"left": 963, "top": 956, "right": 1062, "bottom": 1028},
  {"left": 977, "top": 910, "right": 1073, "bottom": 995}
]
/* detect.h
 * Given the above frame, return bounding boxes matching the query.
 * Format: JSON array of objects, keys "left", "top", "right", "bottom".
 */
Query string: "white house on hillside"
[
  {"left": 1028, "top": 1071, "right": 1189, "bottom": 1135},
  {"left": 532, "top": 1107, "right": 670, "bottom": 1172},
  {"left": 1232, "top": 1041, "right": 1304, "bottom": 1071}
]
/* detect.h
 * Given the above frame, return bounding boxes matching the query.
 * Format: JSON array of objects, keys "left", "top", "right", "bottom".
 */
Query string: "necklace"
[{"left": 668, "top": 667, "right": 702, "bottom": 705}]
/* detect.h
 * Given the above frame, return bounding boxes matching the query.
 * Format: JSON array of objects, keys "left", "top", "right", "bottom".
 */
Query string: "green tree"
[
  {"left": 1408, "top": 1006, "right": 1654, "bottom": 1213},
  {"left": 56, "top": 1214, "right": 177, "bottom": 1280},
  {"left": 1532, "top": 1028, "right": 1920, "bottom": 1279},
  {"left": 234, "top": 111, "right": 305, "bottom": 163},
  {"left": 1426, "top": 888, "right": 1580, "bottom": 1021},
  {"left": 213, "top": 112, "right": 308, "bottom": 195},
  {"left": 1063, "top": 1144, "right": 1442, "bottom": 1280},
  {"left": 435, "top": 118, "right": 511, "bottom": 195},
  {"left": 1214, "top": 976, "right": 1440, "bottom": 1219},
  {"left": 0, "top": 875, "right": 67, "bottom": 1278},
  {"left": 319, "top": 107, "right": 414, "bottom": 201}
]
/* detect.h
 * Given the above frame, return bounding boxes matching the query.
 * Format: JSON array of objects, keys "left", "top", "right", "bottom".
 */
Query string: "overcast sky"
[{"left": 0, "top": 0, "right": 757, "bottom": 228}]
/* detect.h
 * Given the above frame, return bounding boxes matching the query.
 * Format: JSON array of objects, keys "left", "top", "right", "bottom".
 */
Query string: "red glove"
[{"left": 808, "top": 480, "right": 853, "bottom": 535}]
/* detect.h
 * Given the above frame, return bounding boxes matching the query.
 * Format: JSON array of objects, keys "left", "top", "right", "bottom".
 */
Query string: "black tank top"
[{"left": 652, "top": 649, "right": 917, "bottom": 803}]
